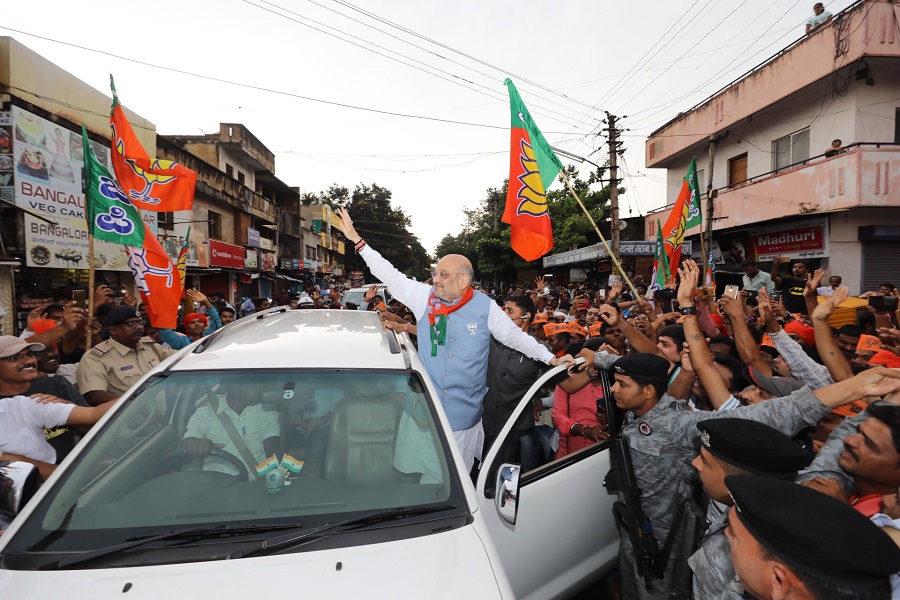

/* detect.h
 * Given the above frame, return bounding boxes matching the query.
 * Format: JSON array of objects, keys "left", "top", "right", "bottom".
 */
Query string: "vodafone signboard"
[
  {"left": 751, "top": 219, "right": 829, "bottom": 261},
  {"left": 209, "top": 240, "right": 245, "bottom": 269}
]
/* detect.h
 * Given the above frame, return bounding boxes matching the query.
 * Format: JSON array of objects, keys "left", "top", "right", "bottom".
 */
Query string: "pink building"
[{"left": 644, "top": 0, "right": 900, "bottom": 293}]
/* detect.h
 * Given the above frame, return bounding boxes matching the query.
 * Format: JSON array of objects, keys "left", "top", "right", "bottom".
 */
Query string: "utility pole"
[
  {"left": 704, "top": 134, "right": 720, "bottom": 261},
  {"left": 605, "top": 112, "right": 622, "bottom": 259}
]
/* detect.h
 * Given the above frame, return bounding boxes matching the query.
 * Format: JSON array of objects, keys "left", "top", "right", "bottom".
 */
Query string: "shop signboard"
[
  {"left": 279, "top": 257, "right": 293, "bottom": 270},
  {"left": 11, "top": 106, "right": 158, "bottom": 270},
  {"left": 751, "top": 219, "right": 829, "bottom": 261},
  {"left": 261, "top": 252, "right": 276, "bottom": 272},
  {"left": 292, "top": 258, "right": 301, "bottom": 270},
  {"left": 247, "top": 227, "right": 260, "bottom": 248},
  {"left": 208, "top": 240, "right": 245, "bottom": 269},
  {"left": 245, "top": 249, "right": 259, "bottom": 270},
  {"left": 713, "top": 218, "right": 829, "bottom": 265},
  {"left": 543, "top": 240, "right": 692, "bottom": 268}
]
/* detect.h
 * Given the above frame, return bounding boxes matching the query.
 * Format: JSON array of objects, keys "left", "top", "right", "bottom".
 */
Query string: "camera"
[{"left": 654, "top": 288, "right": 677, "bottom": 301}]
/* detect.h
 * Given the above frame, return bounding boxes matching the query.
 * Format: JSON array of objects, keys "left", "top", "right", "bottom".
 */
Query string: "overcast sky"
[{"left": 0, "top": 0, "right": 854, "bottom": 254}]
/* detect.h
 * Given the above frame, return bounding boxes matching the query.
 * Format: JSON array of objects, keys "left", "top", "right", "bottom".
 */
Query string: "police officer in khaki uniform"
[{"left": 77, "top": 306, "right": 175, "bottom": 405}]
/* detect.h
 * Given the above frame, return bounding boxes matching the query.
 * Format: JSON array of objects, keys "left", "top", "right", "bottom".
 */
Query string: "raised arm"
[
  {"left": 719, "top": 295, "right": 772, "bottom": 376},
  {"left": 811, "top": 286, "right": 854, "bottom": 382},
  {"left": 771, "top": 255, "right": 788, "bottom": 286},
  {"left": 804, "top": 269, "right": 825, "bottom": 318},
  {"left": 597, "top": 304, "right": 663, "bottom": 359},
  {"left": 335, "top": 207, "right": 430, "bottom": 316}
]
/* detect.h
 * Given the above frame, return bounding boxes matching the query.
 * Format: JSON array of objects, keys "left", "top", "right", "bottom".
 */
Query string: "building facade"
[
  {"left": 0, "top": 37, "right": 345, "bottom": 333},
  {"left": 644, "top": 0, "right": 900, "bottom": 293}
]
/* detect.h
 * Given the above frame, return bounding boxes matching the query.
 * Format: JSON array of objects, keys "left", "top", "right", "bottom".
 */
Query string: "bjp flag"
[
  {"left": 126, "top": 223, "right": 182, "bottom": 329},
  {"left": 110, "top": 76, "right": 196, "bottom": 212},
  {"left": 503, "top": 79, "right": 563, "bottom": 262},
  {"left": 659, "top": 157, "right": 702, "bottom": 268}
]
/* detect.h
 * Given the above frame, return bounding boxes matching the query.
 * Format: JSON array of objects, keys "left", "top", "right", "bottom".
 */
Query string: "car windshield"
[{"left": 2, "top": 369, "right": 461, "bottom": 561}]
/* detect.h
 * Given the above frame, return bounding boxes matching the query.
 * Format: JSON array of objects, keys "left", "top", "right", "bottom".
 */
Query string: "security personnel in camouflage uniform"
[
  {"left": 584, "top": 338, "right": 900, "bottom": 600},
  {"left": 77, "top": 306, "right": 175, "bottom": 405},
  {"left": 687, "top": 419, "right": 810, "bottom": 600}
]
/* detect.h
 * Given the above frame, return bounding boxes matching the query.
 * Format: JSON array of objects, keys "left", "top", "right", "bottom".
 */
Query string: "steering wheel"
[
  {"left": 118, "top": 402, "right": 160, "bottom": 439},
  {"left": 208, "top": 447, "right": 251, "bottom": 482},
  {"left": 166, "top": 447, "right": 252, "bottom": 484}
]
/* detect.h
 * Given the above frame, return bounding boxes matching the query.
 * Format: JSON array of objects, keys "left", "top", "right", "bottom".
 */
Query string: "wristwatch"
[{"left": 679, "top": 306, "right": 699, "bottom": 316}]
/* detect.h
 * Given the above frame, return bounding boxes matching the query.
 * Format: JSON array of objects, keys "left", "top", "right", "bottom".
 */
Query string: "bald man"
[{"left": 337, "top": 208, "right": 573, "bottom": 469}]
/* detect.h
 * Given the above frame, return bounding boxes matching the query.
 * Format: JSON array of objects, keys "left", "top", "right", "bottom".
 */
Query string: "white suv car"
[{"left": 0, "top": 309, "right": 618, "bottom": 599}]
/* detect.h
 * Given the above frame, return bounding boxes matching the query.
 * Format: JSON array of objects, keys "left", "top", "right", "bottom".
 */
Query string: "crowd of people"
[{"left": 3, "top": 202, "right": 900, "bottom": 597}]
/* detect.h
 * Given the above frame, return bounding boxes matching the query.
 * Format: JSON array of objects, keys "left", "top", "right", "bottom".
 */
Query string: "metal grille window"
[{"left": 773, "top": 129, "right": 810, "bottom": 172}]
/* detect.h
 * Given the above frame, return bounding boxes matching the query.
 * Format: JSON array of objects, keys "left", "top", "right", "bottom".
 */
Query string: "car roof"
[
  {"left": 167, "top": 309, "right": 408, "bottom": 371},
  {"left": 345, "top": 284, "right": 388, "bottom": 293}
]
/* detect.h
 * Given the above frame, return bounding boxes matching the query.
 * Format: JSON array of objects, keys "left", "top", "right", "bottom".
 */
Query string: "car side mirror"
[
  {"left": 494, "top": 463, "right": 521, "bottom": 525},
  {"left": 0, "top": 461, "right": 39, "bottom": 526}
]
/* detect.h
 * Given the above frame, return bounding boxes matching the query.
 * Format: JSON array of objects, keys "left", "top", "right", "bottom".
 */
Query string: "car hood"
[{"left": 0, "top": 525, "right": 510, "bottom": 599}]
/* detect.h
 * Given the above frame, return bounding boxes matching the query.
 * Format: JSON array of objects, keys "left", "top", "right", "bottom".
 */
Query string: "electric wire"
[
  {"left": 242, "top": 0, "right": 593, "bottom": 129},
  {"left": 0, "top": 25, "right": 579, "bottom": 134}
]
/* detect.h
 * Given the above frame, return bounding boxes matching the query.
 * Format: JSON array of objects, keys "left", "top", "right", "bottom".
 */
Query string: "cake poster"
[{"left": 11, "top": 106, "right": 156, "bottom": 270}]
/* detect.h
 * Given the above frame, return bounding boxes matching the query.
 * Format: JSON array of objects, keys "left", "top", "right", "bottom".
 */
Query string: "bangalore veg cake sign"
[{"left": 12, "top": 106, "right": 155, "bottom": 270}]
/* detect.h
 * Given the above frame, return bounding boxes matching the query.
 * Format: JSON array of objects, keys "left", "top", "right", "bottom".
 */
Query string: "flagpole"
[
  {"left": 86, "top": 234, "right": 95, "bottom": 350},
  {"left": 558, "top": 170, "right": 644, "bottom": 303},
  {"left": 698, "top": 212, "right": 706, "bottom": 287}
]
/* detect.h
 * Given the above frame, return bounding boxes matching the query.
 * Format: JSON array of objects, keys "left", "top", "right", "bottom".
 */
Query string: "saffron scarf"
[{"left": 427, "top": 287, "right": 475, "bottom": 356}]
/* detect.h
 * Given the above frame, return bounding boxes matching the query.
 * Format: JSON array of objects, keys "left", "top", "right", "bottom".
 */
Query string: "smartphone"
[
  {"left": 72, "top": 289, "right": 87, "bottom": 309},
  {"left": 868, "top": 295, "right": 900, "bottom": 312},
  {"left": 723, "top": 285, "right": 740, "bottom": 300}
]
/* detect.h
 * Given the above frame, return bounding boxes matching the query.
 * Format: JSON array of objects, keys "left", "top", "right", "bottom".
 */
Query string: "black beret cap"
[
  {"left": 725, "top": 475, "right": 900, "bottom": 590},
  {"left": 102, "top": 306, "right": 142, "bottom": 327},
  {"left": 697, "top": 419, "right": 811, "bottom": 479},
  {"left": 610, "top": 353, "right": 671, "bottom": 384}
]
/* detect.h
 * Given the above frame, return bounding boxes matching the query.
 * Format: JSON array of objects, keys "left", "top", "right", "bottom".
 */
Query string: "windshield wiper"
[
  {"left": 237, "top": 504, "right": 458, "bottom": 558},
  {"left": 56, "top": 523, "right": 303, "bottom": 568}
]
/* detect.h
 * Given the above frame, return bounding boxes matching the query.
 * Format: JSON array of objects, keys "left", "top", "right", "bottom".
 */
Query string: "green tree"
[{"left": 305, "top": 182, "right": 432, "bottom": 280}]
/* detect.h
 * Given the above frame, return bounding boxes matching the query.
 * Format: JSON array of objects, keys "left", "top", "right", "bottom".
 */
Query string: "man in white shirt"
[
  {"left": 741, "top": 259, "right": 776, "bottom": 294},
  {"left": 182, "top": 379, "right": 282, "bottom": 478}
]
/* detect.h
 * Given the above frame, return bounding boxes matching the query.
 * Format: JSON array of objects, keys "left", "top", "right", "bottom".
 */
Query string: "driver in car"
[{"left": 182, "top": 380, "right": 282, "bottom": 479}]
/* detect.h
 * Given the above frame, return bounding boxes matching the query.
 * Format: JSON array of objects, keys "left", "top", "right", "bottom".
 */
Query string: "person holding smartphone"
[{"left": 771, "top": 256, "right": 811, "bottom": 314}]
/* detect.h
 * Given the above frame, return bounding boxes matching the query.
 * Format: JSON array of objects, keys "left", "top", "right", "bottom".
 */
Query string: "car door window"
[{"left": 482, "top": 366, "right": 616, "bottom": 494}]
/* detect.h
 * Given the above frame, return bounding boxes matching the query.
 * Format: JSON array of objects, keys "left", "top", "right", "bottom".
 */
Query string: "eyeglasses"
[
  {"left": 431, "top": 270, "right": 460, "bottom": 280},
  {"left": 0, "top": 351, "right": 34, "bottom": 362},
  {"left": 119, "top": 320, "right": 145, "bottom": 329}
]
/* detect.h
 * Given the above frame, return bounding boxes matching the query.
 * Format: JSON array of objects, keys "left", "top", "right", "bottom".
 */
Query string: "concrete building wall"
[
  {"left": 647, "top": 0, "right": 900, "bottom": 167},
  {"left": 0, "top": 37, "right": 155, "bottom": 148}
]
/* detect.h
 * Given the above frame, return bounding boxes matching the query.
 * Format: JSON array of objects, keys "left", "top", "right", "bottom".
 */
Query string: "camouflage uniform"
[
  {"left": 595, "top": 353, "right": 830, "bottom": 600},
  {"left": 687, "top": 510, "right": 746, "bottom": 599},
  {"left": 795, "top": 412, "right": 866, "bottom": 494}
]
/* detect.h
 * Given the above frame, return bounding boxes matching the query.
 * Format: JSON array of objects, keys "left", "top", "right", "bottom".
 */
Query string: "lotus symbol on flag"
[
  {"left": 126, "top": 247, "right": 174, "bottom": 293},
  {"left": 665, "top": 219, "right": 685, "bottom": 251},
  {"left": 115, "top": 135, "right": 180, "bottom": 206},
  {"left": 514, "top": 139, "right": 549, "bottom": 218}
]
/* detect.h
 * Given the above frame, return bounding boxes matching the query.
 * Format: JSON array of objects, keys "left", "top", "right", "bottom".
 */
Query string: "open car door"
[{"left": 476, "top": 363, "right": 620, "bottom": 600}]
